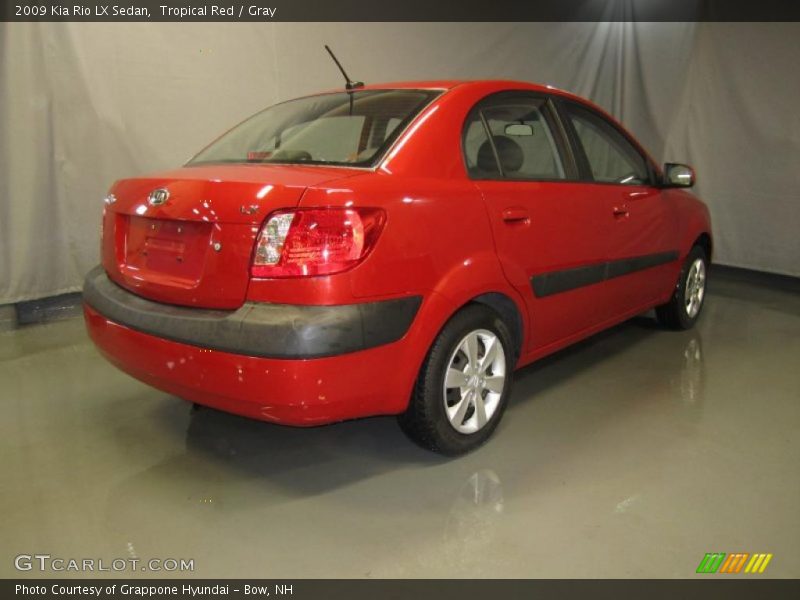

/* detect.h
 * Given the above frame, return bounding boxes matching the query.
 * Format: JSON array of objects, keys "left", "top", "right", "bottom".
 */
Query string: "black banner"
[
  {"left": 3, "top": 0, "right": 800, "bottom": 22},
  {"left": 4, "top": 579, "right": 800, "bottom": 600}
]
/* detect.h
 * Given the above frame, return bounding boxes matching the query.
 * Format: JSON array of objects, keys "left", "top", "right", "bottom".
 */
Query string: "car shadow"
[
  {"left": 166, "top": 313, "right": 692, "bottom": 471},
  {"left": 508, "top": 313, "right": 659, "bottom": 402}
]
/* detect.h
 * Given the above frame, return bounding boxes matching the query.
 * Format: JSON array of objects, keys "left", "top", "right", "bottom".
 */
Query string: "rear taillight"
[{"left": 251, "top": 207, "right": 386, "bottom": 278}]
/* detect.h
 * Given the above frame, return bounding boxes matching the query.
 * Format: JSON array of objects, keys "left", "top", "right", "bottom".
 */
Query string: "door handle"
[
  {"left": 612, "top": 205, "right": 630, "bottom": 218},
  {"left": 502, "top": 207, "right": 530, "bottom": 223}
]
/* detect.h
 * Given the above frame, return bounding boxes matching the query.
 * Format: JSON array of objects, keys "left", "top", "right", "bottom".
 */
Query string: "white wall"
[{"left": 1, "top": 22, "right": 798, "bottom": 303}]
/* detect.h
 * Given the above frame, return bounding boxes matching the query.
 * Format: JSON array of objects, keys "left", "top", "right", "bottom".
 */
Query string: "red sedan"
[{"left": 84, "top": 80, "right": 712, "bottom": 455}]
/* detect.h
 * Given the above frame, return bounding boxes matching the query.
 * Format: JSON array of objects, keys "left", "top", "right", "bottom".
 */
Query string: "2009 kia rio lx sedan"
[{"left": 84, "top": 80, "right": 712, "bottom": 455}]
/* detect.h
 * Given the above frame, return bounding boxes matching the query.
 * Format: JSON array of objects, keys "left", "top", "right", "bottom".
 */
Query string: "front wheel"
[
  {"left": 656, "top": 246, "right": 708, "bottom": 330},
  {"left": 399, "top": 305, "right": 514, "bottom": 456}
]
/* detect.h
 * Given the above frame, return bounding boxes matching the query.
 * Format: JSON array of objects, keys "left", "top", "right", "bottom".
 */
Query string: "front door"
[{"left": 559, "top": 100, "right": 680, "bottom": 316}]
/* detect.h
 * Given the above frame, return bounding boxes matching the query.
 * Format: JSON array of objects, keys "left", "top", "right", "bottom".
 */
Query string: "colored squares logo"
[{"left": 696, "top": 552, "right": 773, "bottom": 574}]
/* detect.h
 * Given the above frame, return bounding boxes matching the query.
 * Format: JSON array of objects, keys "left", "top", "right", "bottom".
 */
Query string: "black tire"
[
  {"left": 656, "top": 246, "right": 709, "bottom": 330},
  {"left": 398, "top": 304, "right": 514, "bottom": 456}
]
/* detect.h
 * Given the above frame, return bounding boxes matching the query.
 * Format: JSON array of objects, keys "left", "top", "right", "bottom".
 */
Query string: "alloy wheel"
[
  {"left": 684, "top": 258, "right": 706, "bottom": 318},
  {"left": 442, "top": 329, "right": 507, "bottom": 434}
]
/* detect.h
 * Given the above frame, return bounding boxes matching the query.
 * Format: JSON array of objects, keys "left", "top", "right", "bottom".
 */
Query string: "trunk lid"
[{"left": 102, "top": 164, "right": 357, "bottom": 308}]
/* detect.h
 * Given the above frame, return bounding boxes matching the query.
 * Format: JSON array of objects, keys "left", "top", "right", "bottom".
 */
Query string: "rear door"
[
  {"left": 558, "top": 100, "right": 680, "bottom": 317},
  {"left": 465, "top": 92, "right": 619, "bottom": 352}
]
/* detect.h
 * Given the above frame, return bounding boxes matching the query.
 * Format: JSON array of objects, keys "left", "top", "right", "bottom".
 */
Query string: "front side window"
[
  {"left": 463, "top": 96, "right": 565, "bottom": 180},
  {"left": 189, "top": 90, "right": 440, "bottom": 167},
  {"left": 565, "top": 103, "right": 650, "bottom": 185}
]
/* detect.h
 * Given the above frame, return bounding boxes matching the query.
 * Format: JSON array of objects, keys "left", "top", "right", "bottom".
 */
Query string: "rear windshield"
[{"left": 188, "top": 89, "right": 441, "bottom": 168}]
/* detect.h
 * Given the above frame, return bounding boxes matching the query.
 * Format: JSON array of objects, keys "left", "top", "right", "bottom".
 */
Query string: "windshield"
[{"left": 188, "top": 89, "right": 441, "bottom": 167}]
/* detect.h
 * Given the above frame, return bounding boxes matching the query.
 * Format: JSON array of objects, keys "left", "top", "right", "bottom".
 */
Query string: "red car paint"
[{"left": 85, "top": 80, "right": 712, "bottom": 426}]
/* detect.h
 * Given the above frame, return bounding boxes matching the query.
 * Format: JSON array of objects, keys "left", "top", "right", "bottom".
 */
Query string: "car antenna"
[{"left": 324, "top": 45, "right": 364, "bottom": 91}]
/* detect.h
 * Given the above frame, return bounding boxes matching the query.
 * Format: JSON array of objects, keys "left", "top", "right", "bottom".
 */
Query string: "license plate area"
[{"left": 119, "top": 216, "right": 211, "bottom": 288}]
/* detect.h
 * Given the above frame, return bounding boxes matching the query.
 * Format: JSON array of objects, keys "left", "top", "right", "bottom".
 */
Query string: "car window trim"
[
  {"left": 462, "top": 90, "right": 580, "bottom": 182},
  {"left": 543, "top": 97, "right": 579, "bottom": 180},
  {"left": 478, "top": 110, "right": 506, "bottom": 178}
]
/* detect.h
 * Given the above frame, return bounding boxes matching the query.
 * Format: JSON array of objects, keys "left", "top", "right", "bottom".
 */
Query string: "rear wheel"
[
  {"left": 656, "top": 246, "right": 708, "bottom": 330},
  {"left": 399, "top": 305, "right": 514, "bottom": 455}
]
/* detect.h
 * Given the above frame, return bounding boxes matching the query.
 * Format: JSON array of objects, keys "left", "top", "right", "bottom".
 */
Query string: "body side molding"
[{"left": 531, "top": 251, "right": 679, "bottom": 297}]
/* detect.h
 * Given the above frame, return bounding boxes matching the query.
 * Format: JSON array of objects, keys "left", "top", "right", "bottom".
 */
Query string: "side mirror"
[
  {"left": 504, "top": 123, "right": 534, "bottom": 137},
  {"left": 663, "top": 163, "right": 695, "bottom": 188}
]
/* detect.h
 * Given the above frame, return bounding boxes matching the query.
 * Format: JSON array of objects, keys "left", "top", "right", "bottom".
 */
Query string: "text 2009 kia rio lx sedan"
[{"left": 84, "top": 80, "right": 712, "bottom": 455}]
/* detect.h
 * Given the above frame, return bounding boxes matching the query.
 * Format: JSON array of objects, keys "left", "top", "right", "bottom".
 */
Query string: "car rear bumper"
[
  {"left": 83, "top": 265, "right": 421, "bottom": 359},
  {"left": 83, "top": 267, "right": 424, "bottom": 425}
]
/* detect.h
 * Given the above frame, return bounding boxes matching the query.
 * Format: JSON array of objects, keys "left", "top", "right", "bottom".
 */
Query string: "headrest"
[{"left": 476, "top": 135, "right": 524, "bottom": 174}]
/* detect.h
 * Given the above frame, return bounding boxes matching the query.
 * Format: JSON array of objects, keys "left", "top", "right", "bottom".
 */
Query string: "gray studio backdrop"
[{"left": 1, "top": 22, "right": 798, "bottom": 303}]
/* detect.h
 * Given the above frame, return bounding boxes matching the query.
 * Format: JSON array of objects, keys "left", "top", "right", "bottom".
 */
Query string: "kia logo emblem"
[{"left": 148, "top": 188, "right": 170, "bottom": 206}]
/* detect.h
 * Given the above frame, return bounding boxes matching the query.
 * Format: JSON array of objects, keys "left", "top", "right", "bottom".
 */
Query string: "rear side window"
[
  {"left": 463, "top": 96, "right": 565, "bottom": 180},
  {"left": 564, "top": 103, "right": 650, "bottom": 185},
  {"left": 463, "top": 117, "right": 494, "bottom": 174}
]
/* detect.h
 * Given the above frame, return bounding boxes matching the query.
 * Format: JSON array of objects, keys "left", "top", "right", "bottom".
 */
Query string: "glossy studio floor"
[{"left": 1, "top": 269, "right": 798, "bottom": 579}]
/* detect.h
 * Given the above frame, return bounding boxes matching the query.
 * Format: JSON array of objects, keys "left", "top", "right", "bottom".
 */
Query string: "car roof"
[
  {"left": 318, "top": 80, "right": 582, "bottom": 101},
  {"left": 329, "top": 80, "right": 604, "bottom": 117},
  {"left": 358, "top": 79, "right": 583, "bottom": 100}
]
